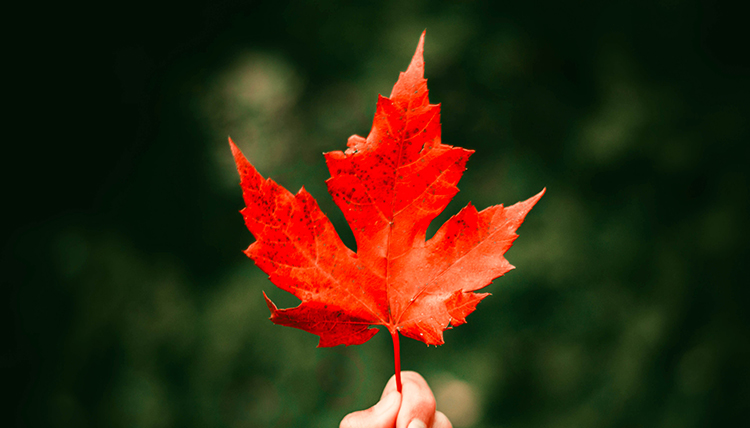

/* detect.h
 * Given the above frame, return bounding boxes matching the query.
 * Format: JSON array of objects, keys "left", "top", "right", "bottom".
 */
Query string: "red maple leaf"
[{"left": 230, "top": 32, "right": 544, "bottom": 391}]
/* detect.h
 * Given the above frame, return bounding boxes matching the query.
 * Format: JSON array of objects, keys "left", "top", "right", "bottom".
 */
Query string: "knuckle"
[{"left": 339, "top": 414, "right": 353, "bottom": 428}]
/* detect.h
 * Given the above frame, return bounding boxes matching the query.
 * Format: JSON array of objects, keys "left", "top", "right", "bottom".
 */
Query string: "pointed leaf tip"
[
  {"left": 407, "top": 31, "right": 426, "bottom": 78},
  {"left": 389, "top": 32, "right": 428, "bottom": 99},
  {"left": 228, "top": 136, "right": 241, "bottom": 158}
]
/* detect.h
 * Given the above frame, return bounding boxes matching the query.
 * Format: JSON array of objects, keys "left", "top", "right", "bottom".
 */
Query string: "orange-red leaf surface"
[{"left": 231, "top": 32, "right": 544, "bottom": 352}]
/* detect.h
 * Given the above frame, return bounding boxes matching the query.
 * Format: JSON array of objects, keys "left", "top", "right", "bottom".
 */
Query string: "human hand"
[{"left": 340, "top": 371, "right": 452, "bottom": 428}]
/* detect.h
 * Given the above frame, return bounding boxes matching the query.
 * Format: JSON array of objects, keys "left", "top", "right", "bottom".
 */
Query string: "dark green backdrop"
[{"left": 5, "top": 0, "right": 748, "bottom": 427}]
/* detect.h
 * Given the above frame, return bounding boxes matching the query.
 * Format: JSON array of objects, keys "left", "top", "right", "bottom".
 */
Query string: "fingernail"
[
  {"left": 375, "top": 391, "right": 400, "bottom": 414},
  {"left": 407, "top": 420, "right": 427, "bottom": 428}
]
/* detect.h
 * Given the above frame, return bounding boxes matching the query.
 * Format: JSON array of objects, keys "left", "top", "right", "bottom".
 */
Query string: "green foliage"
[{"left": 6, "top": 1, "right": 748, "bottom": 427}]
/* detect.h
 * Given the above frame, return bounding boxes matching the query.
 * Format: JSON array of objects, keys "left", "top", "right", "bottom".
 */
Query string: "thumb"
[{"left": 340, "top": 391, "right": 401, "bottom": 428}]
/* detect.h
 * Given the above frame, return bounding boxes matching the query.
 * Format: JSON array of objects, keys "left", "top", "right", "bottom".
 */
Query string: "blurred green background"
[{"left": 4, "top": 0, "right": 749, "bottom": 427}]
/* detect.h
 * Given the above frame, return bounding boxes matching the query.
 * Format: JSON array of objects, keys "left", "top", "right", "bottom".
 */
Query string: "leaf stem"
[{"left": 391, "top": 329, "right": 402, "bottom": 393}]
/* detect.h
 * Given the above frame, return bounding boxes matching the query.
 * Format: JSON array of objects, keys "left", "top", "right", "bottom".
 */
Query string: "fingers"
[
  {"left": 342, "top": 371, "right": 453, "bottom": 428},
  {"left": 394, "top": 371, "right": 437, "bottom": 428},
  {"left": 340, "top": 390, "right": 401, "bottom": 428}
]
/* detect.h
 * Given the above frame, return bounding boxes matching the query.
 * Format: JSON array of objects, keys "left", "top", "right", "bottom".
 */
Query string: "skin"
[{"left": 340, "top": 371, "right": 452, "bottom": 428}]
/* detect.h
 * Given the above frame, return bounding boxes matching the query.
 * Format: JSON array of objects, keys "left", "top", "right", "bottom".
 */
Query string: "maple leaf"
[{"left": 230, "top": 31, "right": 544, "bottom": 391}]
